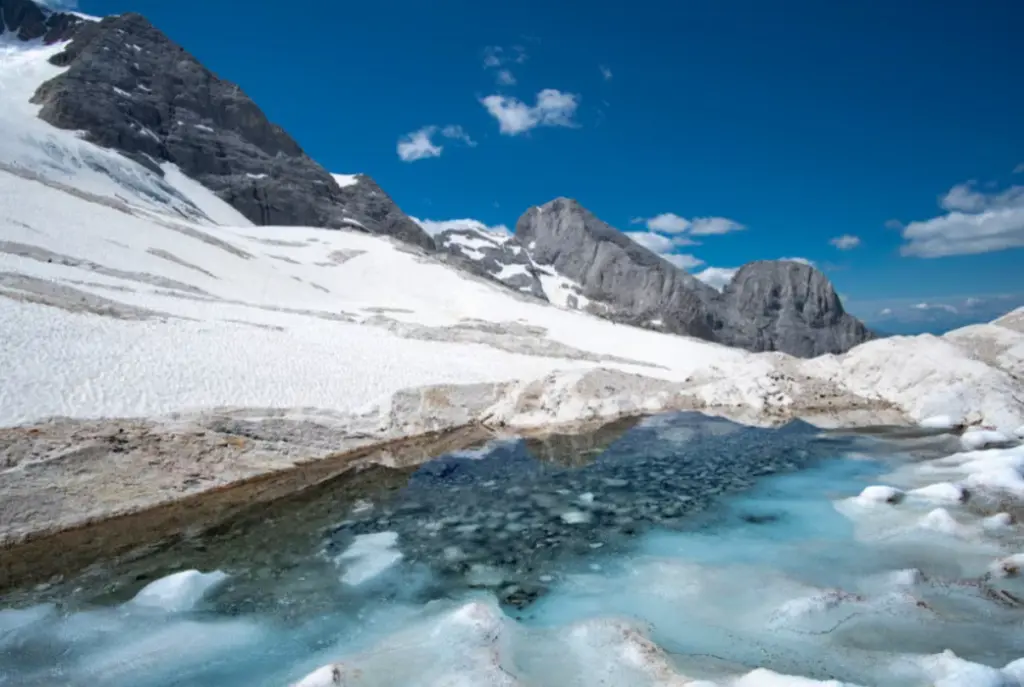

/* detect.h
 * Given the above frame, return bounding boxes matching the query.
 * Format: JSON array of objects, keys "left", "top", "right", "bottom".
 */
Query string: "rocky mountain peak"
[
  {"left": 0, "top": 0, "right": 86, "bottom": 43},
  {"left": 514, "top": 197, "right": 873, "bottom": 357},
  {"left": 6, "top": 0, "right": 433, "bottom": 250},
  {"left": 720, "top": 260, "right": 872, "bottom": 355}
]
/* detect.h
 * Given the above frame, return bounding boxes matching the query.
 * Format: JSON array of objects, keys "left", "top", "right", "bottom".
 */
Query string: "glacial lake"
[{"left": 1, "top": 412, "right": 1021, "bottom": 686}]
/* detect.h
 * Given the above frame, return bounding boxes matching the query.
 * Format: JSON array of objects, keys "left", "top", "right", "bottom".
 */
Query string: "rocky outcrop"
[
  {"left": 515, "top": 198, "right": 874, "bottom": 357},
  {"left": 720, "top": 260, "right": 873, "bottom": 356},
  {"left": 435, "top": 226, "right": 547, "bottom": 299},
  {"left": 12, "top": 5, "right": 432, "bottom": 249},
  {"left": 516, "top": 198, "right": 722, "bottom": 339},
  {"left": 0, "top": 0, "right": 85, "bottom": 43}
]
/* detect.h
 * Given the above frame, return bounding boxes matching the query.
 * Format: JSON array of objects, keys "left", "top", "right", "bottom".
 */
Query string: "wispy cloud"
[
  {"left": 900, "top": 179, "right": 1024, "bottom": 257},
  {"left": 884, "top": 219, "right": 904, "bottom": 230},
  {"left": 495, "top": 69, "right": 516, "bottom": 86},
  {"left": 440, "top": 125, "right": 477, "bottom": 147},
  {"left": 694, "top": 266, "right": 739, "bottom": 290},
  {"left": 397, "top": 126, "right": 442, "bottom": 162},
  {"left": 480, "top": 89, "right": 580, "bottom": 135},
  {"left": 37, "top": 0, "right": 78, "bottom": 7},
  {"left": 829, "top": 234, "right": 861, "bottom": 250},
  {"left": 1014, "top": 163, "right": 1024, "bottom": 174},
  {"left": 624, "top": 231, "right": 703, "bottom": 269},
  {"left": 852, "top": 292, "right": 1024, "bottom": 334},
  {"left": 780, "top": 256, "right": 815, "bottom": 266},
  {"left": 634, "top": 213, "right": 745, "bottom": 236},
  {"left": 599, "top": 65, "right": 613, "bottom": 81},
  {"left": 665, "top": 254, "right": 704, "bottom": 269},
  {"left": 483, "top": 45, "right": 527, "bottom": 85},
  {"left": 397, "top": 124, "right": 476, "bottom": 162}
]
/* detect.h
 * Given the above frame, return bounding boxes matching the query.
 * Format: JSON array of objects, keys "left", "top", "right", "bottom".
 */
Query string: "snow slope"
[
  {"left": 1, "top": 165, "right": 1022, "bottom": 433},
  {"left": 0, "top": 31, "right": 1022, "bottom": 435},
  {"left": 0, "top": 35, "right": 247, "bottom": 226}
]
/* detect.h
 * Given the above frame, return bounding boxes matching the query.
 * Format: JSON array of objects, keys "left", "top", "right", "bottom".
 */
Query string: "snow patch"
[{"left": 331, "top": 173, "right": 360, "bottom": 188}]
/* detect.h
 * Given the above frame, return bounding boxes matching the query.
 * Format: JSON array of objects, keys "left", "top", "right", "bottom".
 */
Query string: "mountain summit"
[
  {"left": 514, "top": 198, "right": 872, "bottom": 356},
  {"left": 2, "top": 0, "right": 434, "bottom": 250},
  {"left": 3, "top": 0, "right": 870, "bottom": 358}
]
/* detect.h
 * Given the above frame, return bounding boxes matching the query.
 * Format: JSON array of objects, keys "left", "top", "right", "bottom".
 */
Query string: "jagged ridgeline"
[{"left": 1, "top": 0, "right": 872, "bottom": 358}]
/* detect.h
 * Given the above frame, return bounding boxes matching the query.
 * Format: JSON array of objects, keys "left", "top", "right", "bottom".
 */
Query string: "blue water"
[{"left": 0, "top": 414, "right": 1020, "bottom": 686}]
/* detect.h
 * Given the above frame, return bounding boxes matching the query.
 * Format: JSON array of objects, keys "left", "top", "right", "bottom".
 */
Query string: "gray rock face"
[
  {"left": 14, "top": 6, "right": 432, "bottom": 250},
  {"left": 515, "top": 198, "right": 873, "bottom": 357},
  {"left": 516, "top": 198, "right": 722, "bottom": 339},
  {"left": 435, "top": 227, "right": 547, "bottom": 300},
  {"left": 721, "top": 261, "right": 873, "bottom": 356},
  {"left": 0, "top": 0, "right": 84, "bottom": 43}
]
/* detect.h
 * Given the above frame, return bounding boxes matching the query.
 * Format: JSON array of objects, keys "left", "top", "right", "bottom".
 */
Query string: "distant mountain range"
[{"left": 1, "top": 0, "right": 873, "bottom": 358}]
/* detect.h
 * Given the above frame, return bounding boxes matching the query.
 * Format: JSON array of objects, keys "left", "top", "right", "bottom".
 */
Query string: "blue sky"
[{"left": 71, "top": 0, "right": 1024, "bottom": 331}]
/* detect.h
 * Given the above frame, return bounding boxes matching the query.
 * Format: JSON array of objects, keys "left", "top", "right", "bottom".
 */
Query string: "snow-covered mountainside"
[
  {"left": 0, "top": 0, "right": 434, "bottom": 249},
  {"left": 1, "top": 0, "right": 877, "bottom": 359},
  {"left": 1, "top": 162, "right": 1022, "bottom": 435},
  {"left": 0, "top": 0, "right": 1020, "bottom": 440}
]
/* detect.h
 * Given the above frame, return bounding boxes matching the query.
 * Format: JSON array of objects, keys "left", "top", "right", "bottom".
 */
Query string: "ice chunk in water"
[
  {"left": 908, "top": 482, "right": 969, "bottom": 504},
  {"left": 961, "top": 429, "right": 1014, "bottom": 451},
  {"left": 130, "top": 569, "right": 228, "bottom": 612},
  {"left": 854, "top": 485, "right": 905, "bottom": 505},
  {"left": 335, "top": 531, "right": 403, "bottom": 586}
]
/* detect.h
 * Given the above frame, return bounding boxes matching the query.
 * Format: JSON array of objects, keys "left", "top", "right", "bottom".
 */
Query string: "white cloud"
[
  {"left": 689, "top": 217, "right": 746, "bottom": 236},
  {"left": 829, "top": 234, "right": 861, "bottom": 250},
  {"left": 635, "top": 213, "right": 744, "bottom": 236},
  {"left": 483, "top": 46, "right": 527, "bottom": 77},
  {"left": 600, "top": 65, "right": 613, "bottom": 81},
  {"left": 780, "top": 256, "right": 815, "bottom": 266},
  {"left": 412, "top": 217, "right": 510, "bottom": 237},
  {"left": 495, "top": 69, "right": 516, "bottom": 86},
  {"left": 901, "top": 180, "right": 1024, "bottom": 258},
  {"left": 625, "top": 231, "right": 705, "bottom": 270},
  {"left": 625, "top": 231, "right": 675, "bottom": 253},
  {"left": 38, "top": 0, "right": 78, "bottom": 7},
  {"left": 480, "top": 89, "right": 580, "bottom": 135},
  {"left": 440, "top": 125, "right": 477, "bottom": 147},
  {"left": 914, "top": 302, "right": 959, "bottom": 314},
  {"left": 884, "top": 219, "right": 904, "bottom": 230},
  {"left": 396, "top": 126, "right": 442, "bottom": 162},
  {"left": 695, "top": 266, "right": 739, "bottom": 290},
  {"left": 665, "top": 254, "right": 704, "bottom": 270},
  {"left": 482, "top": 46, "right": 503, "bottom": 69},
  {"left": 879, "top": 308, "right": 893, "bottom": 316},
  {"left": 1014, "top": 163, "right": 1024, "bottom": 174},
  {"left": 646, "top": 213, "right": 690, "bottom": 233},
  {"left": 397, "top": 125, "right": 476, "bottom": 162}
]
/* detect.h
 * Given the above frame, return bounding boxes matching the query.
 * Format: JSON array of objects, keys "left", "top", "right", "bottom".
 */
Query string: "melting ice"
[{"left": 1, "top": 412, "right": 1023, "bottom": 686}]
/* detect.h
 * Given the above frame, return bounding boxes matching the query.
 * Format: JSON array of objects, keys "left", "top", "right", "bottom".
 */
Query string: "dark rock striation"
[
  {"left": 720, "top": 260, "right": 872, "bottom": 356},
  {"left": 516, "top": 198, "right": 723, "bottom": 339},
  {"left": 435, "top": 225, "right": 547, "bottom": 300},
  {"left": 0, "top": 0, "right": 84, "bottom": 43},
  {"left": 5, "top": 2, "right": 432, "bottom": 249},
  {"left": 515, "top": 198, "right": 874, "bottom": 357}
]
